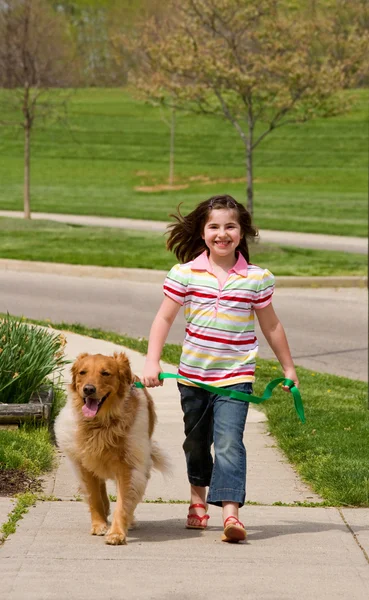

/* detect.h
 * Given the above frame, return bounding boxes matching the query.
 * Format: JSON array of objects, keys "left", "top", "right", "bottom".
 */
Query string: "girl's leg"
[
  {"left": 207, "top": 395, "right": 249, "bottom": 507},
  {"left": 179, "top": 383, "right": 213, "bottom": 487},
  {"left": 187, "top": 484, "right": 207, "bottom": 527},
  {"left": 178, "top": 384, "right": 213, "bottom": 526},
  {"left": 222, "top": 501, "right": 240, "bottom": 522},
  {"left": 207, "top": 383, "right": 251, "bottom": 539}
]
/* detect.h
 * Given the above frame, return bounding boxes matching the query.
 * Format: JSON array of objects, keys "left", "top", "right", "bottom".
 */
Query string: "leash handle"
[{"left": 135, "top": 373, "right": 305, "bottom": 423}]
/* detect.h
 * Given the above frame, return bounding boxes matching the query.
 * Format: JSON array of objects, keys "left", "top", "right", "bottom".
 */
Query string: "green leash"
[{"left": 135, "top": 373, "right": 305, "bottom": 423}]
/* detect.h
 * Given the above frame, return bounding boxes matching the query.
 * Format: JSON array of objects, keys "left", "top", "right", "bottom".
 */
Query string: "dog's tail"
[{"left": 151, "top": 440, "right": 172, "bottom": 475}]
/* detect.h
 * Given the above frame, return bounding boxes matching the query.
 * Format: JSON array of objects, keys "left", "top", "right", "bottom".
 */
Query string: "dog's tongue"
[{"left": 82, "top": 398, "right": 99, "bottom": 418}]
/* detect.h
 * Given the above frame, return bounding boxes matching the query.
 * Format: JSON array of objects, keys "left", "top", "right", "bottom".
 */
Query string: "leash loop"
[{"left": 135, "top": 373, "right": 305, "bottom": 423}]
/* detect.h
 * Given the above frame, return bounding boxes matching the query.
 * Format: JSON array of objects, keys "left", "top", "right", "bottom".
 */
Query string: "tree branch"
[
  {"left": 214, "top": 87, "right": 247, "bottom": 143},
  {"left": 252, "top": 87, "right": 309, "bottom": 149}
]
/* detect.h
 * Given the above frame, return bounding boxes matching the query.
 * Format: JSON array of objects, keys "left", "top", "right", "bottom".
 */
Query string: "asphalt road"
[{"left": 1, "top": 269, "right": 367, "bottom": 381}]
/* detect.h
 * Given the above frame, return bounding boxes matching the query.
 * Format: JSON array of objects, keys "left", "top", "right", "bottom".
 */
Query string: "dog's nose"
[{"left": 83, "top": 384, "right": 96, "bottom": 396}]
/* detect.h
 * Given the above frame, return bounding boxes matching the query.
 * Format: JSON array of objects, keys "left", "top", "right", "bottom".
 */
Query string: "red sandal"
[
  {"left": 222, "top": 516, "right": 247, "bottom": 543},
  {"left": 186, "top": 503, "right": 210, "bottom": 530}
]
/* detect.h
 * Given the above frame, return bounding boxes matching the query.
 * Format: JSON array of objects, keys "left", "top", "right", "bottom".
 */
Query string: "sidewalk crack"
[{"left": 338, "top": 508, "right": 369, "bottom": 565}]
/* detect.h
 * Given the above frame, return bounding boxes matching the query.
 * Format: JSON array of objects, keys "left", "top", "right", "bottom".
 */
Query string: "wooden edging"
[{"left": 0, "top": 386, "right": 54, "bottom": 425}]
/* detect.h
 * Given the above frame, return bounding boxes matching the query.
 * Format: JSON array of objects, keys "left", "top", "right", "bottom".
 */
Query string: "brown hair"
[{"left": 166, "top": 194, "right": 258, "bottom": 263}]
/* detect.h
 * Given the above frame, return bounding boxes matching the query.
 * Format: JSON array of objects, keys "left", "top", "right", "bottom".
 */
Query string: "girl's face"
[{"left": 202, "top": 209, "right": 242, "bottom": 260}]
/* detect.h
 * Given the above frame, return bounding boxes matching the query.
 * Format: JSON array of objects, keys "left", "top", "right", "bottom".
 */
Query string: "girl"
[{"left": 142, "top": 194, "right": 298, "bottom": 543}]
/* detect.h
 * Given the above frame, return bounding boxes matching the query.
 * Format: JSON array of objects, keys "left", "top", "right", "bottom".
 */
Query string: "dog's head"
[{"left": 71, "top": 352, "right": 133, "bottom": 419}]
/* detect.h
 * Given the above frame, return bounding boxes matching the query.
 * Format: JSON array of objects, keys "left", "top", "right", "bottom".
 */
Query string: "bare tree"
[
  {"left": 324, "top": 0, "right": 369, "bottom": 87},
  {"left": 130, "top": 0, "right": 369, "bottom": 215},
  {"left": 0, "top": 0, "right": 75, "bottom": 218},
  {"left": 51, "top": 0, "right": 165, "bottom": 86}
]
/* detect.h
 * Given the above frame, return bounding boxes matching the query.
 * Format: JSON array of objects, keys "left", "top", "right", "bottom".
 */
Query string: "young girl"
[{"left": 142, "top": 194, "right": 298, "bottom": 543}]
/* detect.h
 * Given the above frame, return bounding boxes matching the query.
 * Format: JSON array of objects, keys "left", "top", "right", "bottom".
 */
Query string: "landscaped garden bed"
[{"left": 0, "top": 314, "right": 68, "bottom": 496}]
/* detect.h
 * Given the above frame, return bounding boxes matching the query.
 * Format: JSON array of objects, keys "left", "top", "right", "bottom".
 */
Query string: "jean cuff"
[
  {"left": 207, "top": 487, "right": 246, "bottom": 508},
  {"left": 188, "top": 474, "right": 212, "bottom": 487}
]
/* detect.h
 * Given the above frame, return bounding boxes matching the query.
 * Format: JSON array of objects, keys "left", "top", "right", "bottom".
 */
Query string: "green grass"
[
  {"left": 0, "top": 426, "right": 55, "bottom": 475},
  {"left": 0, "top": 87, "right": 367, "bottom": 237},
  {"left": 8, "top": 315, "right": 368, "bottom": 508},
  {"left": 0, "top": 492, "right": 37, "bottom": 542},
  {"left": 50, "top": 382, "right": 67, "bottom": 423},
  {"left": 256, "top": 363, "right": 369, "bottom": 507},
  {"left": 0, "top": 217, "right": 367, "bottom": 276}
]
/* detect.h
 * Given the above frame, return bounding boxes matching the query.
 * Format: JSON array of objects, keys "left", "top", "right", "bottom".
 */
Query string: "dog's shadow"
[{"left": 127, "top": 518, "right": 206, "bottom": 543}]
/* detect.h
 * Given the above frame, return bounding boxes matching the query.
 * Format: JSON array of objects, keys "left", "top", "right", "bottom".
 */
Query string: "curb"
[{"left": 0, "top": 258, "right": 367, "bottom": 288}]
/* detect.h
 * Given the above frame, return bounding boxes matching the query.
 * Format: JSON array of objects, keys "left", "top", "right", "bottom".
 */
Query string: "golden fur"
[{"left": 54, "top": 352, "right": 169, "bottom": 546}]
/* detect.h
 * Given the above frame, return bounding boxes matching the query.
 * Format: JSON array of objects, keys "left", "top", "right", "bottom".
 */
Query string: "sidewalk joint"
[{"left": 338, "top": 507, "right": 369, "bottom": 564}]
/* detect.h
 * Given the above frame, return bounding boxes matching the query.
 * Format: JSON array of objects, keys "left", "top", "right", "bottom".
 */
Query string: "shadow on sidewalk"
[{"left": 125, "top": 514, "right": 366, "bottom": 544}]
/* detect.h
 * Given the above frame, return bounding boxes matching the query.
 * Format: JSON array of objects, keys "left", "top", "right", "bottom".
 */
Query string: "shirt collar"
[{"left": 191, "top": 250, "right": 248, "bottom": 277}]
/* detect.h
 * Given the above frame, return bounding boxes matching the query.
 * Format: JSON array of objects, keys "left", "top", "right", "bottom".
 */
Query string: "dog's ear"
[
  {"left": 114, "top": 352, "right": 133, "bottom": 389},
  {"left": 70, "top": 353, "right": 89, "bottom": 390}
]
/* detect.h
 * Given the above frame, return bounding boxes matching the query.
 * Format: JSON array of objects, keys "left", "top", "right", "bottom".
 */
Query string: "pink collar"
[{"left": 191, "top": 251, "right": 248, "bottom": 276}]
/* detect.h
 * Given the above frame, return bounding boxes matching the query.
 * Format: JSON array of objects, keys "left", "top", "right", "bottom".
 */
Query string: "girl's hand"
[
  {"left": 142, "top": 360, "right": 163, "bottom": 387},
  {"left": 282, "top": 367, "right": 299, "bottom": 392}
]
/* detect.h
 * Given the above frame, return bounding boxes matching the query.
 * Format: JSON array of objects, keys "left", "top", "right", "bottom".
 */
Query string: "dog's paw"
[
  {"left": 105, "top": 531, "right": 127, "bottom": 545},
  {"left": 90, "top": 522, "right": 108, "bottom": 536}
]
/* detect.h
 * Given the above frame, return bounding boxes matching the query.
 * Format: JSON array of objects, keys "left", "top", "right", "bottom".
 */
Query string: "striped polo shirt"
[{"left": 163, "top": 251, "right": 275, "bottom": 387}]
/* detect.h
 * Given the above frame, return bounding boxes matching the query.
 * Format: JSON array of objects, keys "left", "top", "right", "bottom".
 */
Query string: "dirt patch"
[
  {"left": 189, "top": 176, "right": 246, "bottom": 184},
  {"left": 0, "top": 469, "right": 42, "bottom": 497},
  {"left": 206, "top": 177, "right": 246, "bottom": 184},
  {"left": 135, "top": 170, "right": 151, "bottom": 177},
  {"left": 134, "top": 175, "right": 258, "bottom": 192},
  {"left": 135, "top": 184, "right": 189, "bottom": 192}
]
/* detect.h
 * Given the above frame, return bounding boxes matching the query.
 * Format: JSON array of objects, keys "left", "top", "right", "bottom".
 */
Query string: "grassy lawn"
[
  {"left": 0, "top": 426, "right": 55, "bottom": 475},
  {"left": 14, "top": 317, "right": 367, "bottom": 508},
  {"left": 0, "top": 87, "right": 367, "bottom": 237},
  {"left": 0, "top": 217, "right": 367, "bottom": 276},
  {"left": 0, "top": 421, "right": 57, "bottom": 498}
]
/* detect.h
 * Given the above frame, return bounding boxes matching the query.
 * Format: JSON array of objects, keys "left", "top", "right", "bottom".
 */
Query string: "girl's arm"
[
  {"left": 142, "top": 295, "right": 182, "bottom": 387},
  {"left": 255, "top": 303, "right": 299, "bottom": 390}
]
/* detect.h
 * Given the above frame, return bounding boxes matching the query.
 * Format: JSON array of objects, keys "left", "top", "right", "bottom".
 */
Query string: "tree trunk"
[
  {"left": 169, "top": 107, "right": 175, "bottom": 186},
  {"left": 246, "top": 137, "right": 253, "bottom": 216},
  {"left": 24, "top": 120, "right": 31, "bottom": 219},
  {"left": 246, "top": 105, "right": 254, "bottom": 216}
]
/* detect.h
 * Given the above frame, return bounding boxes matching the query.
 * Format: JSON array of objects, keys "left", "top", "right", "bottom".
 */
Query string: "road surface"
[{"left": 1, "top": 269, "right": 367, "bottom": 381}]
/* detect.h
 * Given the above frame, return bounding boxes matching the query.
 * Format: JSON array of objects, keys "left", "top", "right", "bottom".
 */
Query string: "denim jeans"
[{"left": 178, "top": 381, "right": 252, "bottom": 507}]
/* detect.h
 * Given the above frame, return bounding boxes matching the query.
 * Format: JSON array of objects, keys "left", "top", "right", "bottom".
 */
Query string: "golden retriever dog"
[{"left": 54, "top": 352, "right": 169, "bottom": 546}]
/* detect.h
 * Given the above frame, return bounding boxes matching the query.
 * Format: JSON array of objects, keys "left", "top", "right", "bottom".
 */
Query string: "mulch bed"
[{"left": 0, "top": 469, "right": 42, "bottom": 497}]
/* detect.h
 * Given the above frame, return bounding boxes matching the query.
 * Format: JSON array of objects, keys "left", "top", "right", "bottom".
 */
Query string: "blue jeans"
[{"left": 178, "top": 382, "right": 252, "bottom": 507}]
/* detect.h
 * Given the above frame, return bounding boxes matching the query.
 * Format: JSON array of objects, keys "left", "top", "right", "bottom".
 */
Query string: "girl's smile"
[{"left": 202, "top": 209, "right": 242, "bottom": 262}]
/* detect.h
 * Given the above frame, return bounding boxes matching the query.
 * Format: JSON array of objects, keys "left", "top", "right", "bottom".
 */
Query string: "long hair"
[{"left": 166, "top": 195, "right": 258, "bottom": 263}]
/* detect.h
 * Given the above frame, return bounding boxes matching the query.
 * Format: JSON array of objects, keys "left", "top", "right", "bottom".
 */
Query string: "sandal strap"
[
  {"left": 224, "top": 516, "right": 244, "bottom": 528},
  {"left": 187, "top": 513, "right": 210, "bottom": 523},
  {"left": 188, "top": 503, "right": 207, "bottom": 511}
]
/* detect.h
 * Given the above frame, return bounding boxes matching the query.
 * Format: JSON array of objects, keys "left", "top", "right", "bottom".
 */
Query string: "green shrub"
[
  {"left": 0, "top": 315, "right": 69, "bottom": 404},
  {"left": 49, "top": 382, "right": 67, "bottom": 422}
]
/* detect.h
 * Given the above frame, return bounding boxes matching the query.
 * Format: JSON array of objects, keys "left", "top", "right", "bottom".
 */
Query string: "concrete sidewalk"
[
  {"left": 1, "top": 331, "right": 369, "bottom": 599},
  {"left": 0, "top": 209, "right": 367, "bottom": 254}
]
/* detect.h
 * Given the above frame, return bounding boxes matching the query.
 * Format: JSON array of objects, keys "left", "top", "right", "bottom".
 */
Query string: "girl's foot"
[
  {"left": 186, "top": 503, "right": 210, "bottom": 530},
  {"left": 222, "top": 516, "right": 247, "bottom": 543}
]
